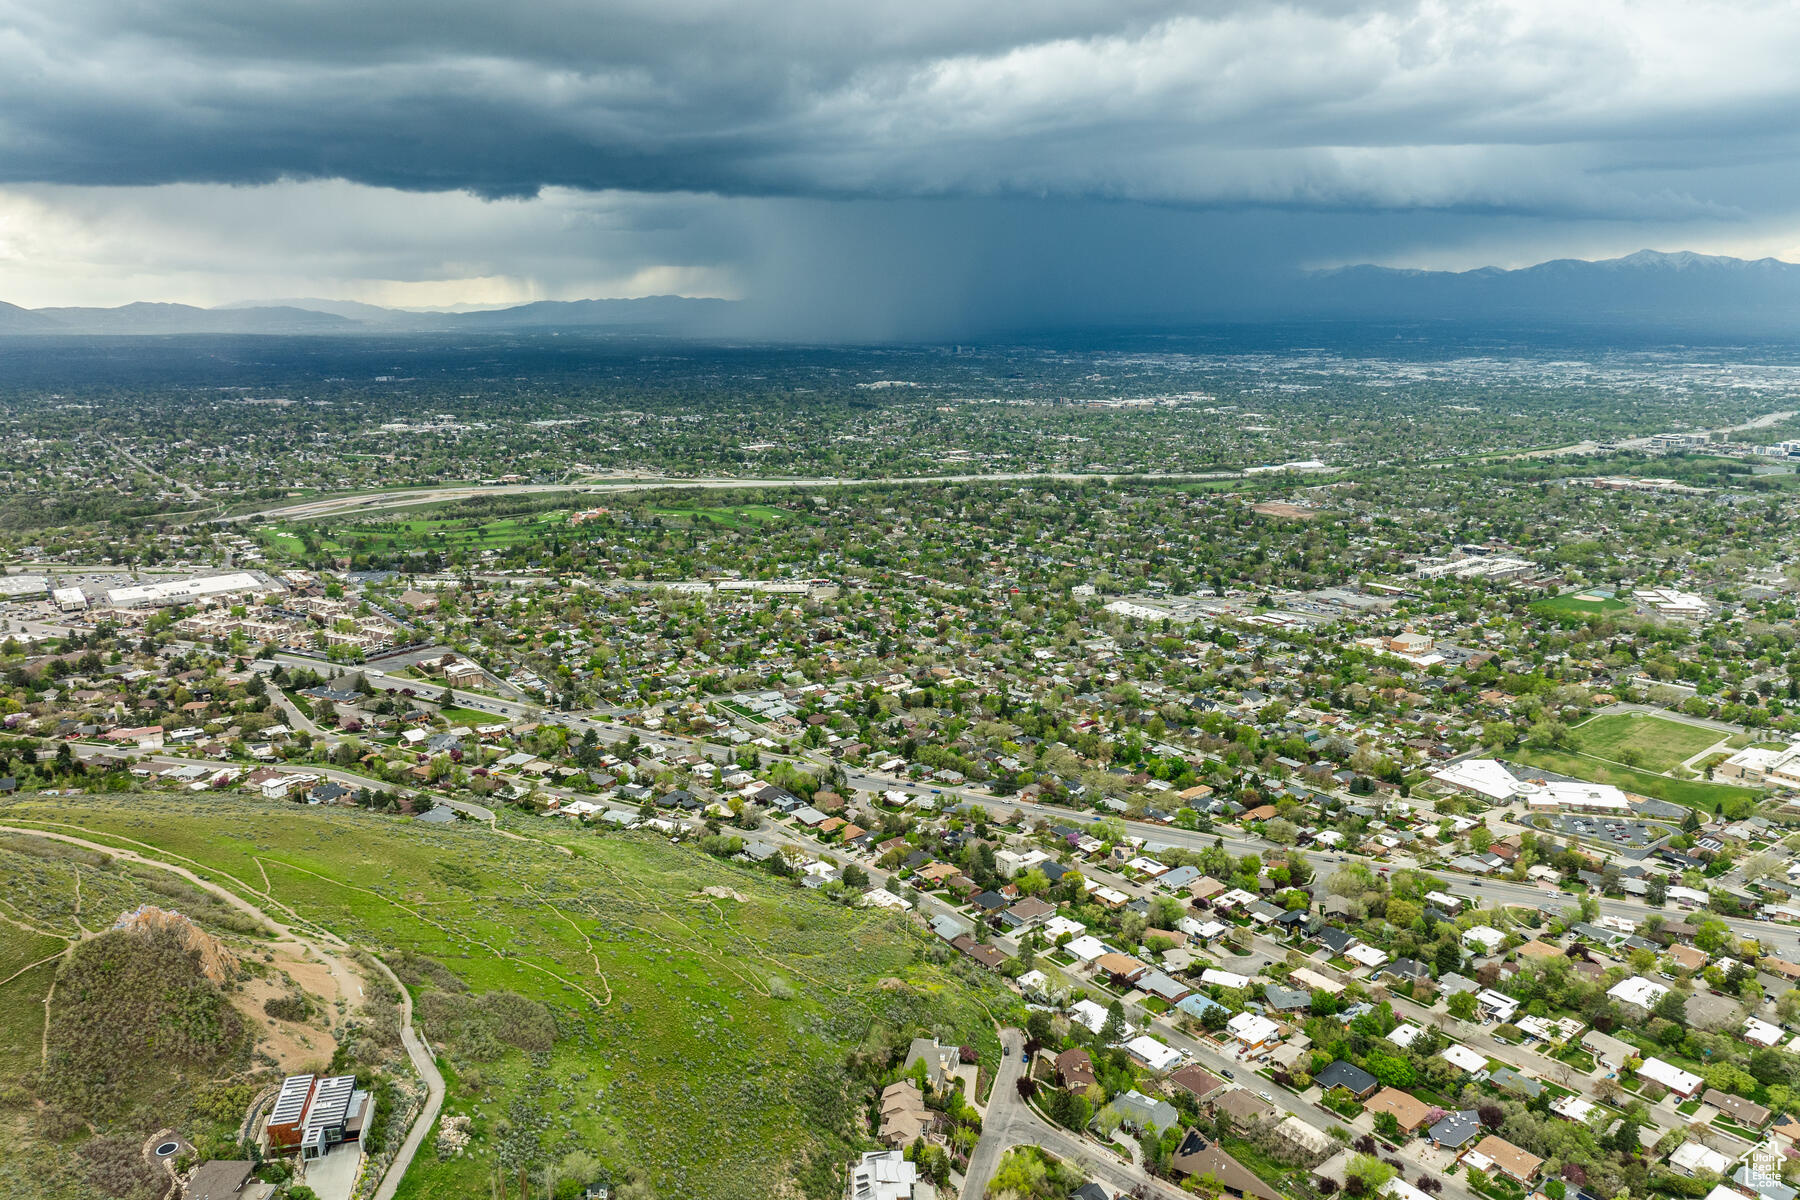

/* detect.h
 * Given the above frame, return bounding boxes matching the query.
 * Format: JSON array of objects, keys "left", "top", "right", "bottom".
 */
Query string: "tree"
[
  {"left": 1652, "top": 989, "right": 1688, "bottom": 1026},
  {"left": 840, "top": 863, "right": 870, "bottom": 890},
  {"left": 1373, "top": 1111, "right": 1401, "bottom": 1141},
  {"left": 1345, "top": 1154, "right": 1396, "bottom": 1195},
  {"left": 1265, "top": 818, "right": 1298, "bottom": 845},
  {"left": 1100, "top": 999, "right": 1128, "bottom": 1045},
  {"left": 1448, "top": 991, "right": 1478, "bottom": 1021}
]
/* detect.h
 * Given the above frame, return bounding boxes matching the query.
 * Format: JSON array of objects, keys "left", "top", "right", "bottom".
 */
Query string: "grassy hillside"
[{"left": 0, "top": 793, "right": 1015, "bottom": 1200}]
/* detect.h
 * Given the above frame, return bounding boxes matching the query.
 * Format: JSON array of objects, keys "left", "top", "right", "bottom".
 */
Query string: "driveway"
[{"left": 300, "top": 1145, "right": 361, "bottom": 1200}]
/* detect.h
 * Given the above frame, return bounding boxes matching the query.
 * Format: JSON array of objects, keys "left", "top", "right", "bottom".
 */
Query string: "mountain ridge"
[{"left": 9, "top": 251, "right": 1800, "bottom": 335}]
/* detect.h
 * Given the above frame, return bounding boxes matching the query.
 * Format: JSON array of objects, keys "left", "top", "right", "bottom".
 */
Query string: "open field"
[
  {"left": 647, "top": 502, "right": 797, "bottom": 528},
  {"left": 1531, "top": 593, "right": 1631, "bottom": 620},
  {"left": 0, "top": 792, "right": 1012, "bottom": 1200},
  {"left": 1566, "top": 712, "right": 1725, "bottom": 773},
  {"left": 1509, "top": 745, "right": 1757, "bottom": 816}
]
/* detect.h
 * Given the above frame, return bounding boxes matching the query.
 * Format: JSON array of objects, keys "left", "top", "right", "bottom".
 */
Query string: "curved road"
[
  {"left": 962, "top": 1028, "right": 1192, "bottom": 1200},
  {"left": 0, "top": 824, "right": 443, "bottom": 1200}
]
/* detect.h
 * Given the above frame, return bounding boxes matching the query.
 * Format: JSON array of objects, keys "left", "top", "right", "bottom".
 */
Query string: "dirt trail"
[{"left": 0, "top": 824, "right": 443, "bottom": 1200}]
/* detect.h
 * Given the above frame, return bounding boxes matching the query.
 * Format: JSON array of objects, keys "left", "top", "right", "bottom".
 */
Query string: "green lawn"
[
  {"left": 259, "top": 506, "right": 575, "bottom": 560},
  {"left": 1531, "top": 593, "right": 1630, "bottom": 621},
  {"left": 1509, "top": 745, "right": 1757, "bottom": 816},
  {"left": 434, "top": 705, "right": 502, "bottom": 726},
  {"left": 0, "top": 792, "right": 1013, "bottom": 1200},
  {"left": 648, "top": 503, "right": 796, "bottom": 529},
  {"left": 1567, "top": 713, "right": 1725, "bottom": 773}
]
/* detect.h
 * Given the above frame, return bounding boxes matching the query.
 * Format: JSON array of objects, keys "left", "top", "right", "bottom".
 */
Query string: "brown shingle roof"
[
  {"left": 1366, "top": 1087, "right": 1434, "bottom": 1132},
  {"left": 1055, "top": 1048, "right": 1096, "bottom": 1090}
]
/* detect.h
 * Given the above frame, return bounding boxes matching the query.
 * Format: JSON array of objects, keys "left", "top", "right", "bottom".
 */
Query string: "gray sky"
[{"left": 3, "top": 0, "right": 1799, "bottom": 335}]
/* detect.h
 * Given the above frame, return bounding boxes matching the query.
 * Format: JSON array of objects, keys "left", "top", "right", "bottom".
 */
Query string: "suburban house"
[
  {"left": 1055, "top": 1048, "right": 1097, "bottom": 1091},
  {"left": 1706, "top": 1089, "right": 1773, "bottom": 1128},
  {"left": 1462, "top": 1135, "right": 1543, "bottom": 1186},
  {"left": 1366, "top": 1087, "right": 1434, "bottom": 1134},
  {"left": 1169, "top": 1132, "right": 1281, "bottom": 1200},
  {"left": 877, "top": 1080, "right": 932, "bottom": 1147},
  {"left": 1428, "top": 1110, "right": 1482, "bottom": 1150},
  {"left": 1639, "top": 1057, "right": 1703, "bottom": 1099},
  {"left": 1316, "top": 1060, "right": 1379, "bottom": 1100},
  {"left": 845, "top": 1150, "right": 930, "bottom": 1200},
  {"left": 263, "top": 1073, "right": 371, "bottom": 1161},
  {"left": 1581, "top": 1030, "right": 1635, "bottom": 1071}
]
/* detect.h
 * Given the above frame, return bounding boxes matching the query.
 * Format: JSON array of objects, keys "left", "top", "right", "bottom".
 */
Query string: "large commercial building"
[
  {"left": 102, "top": 572, "right": 277, "bottom": 609},
  {"left": 1430, "top": 759, "right": 1631, "bottom": 812},
  {"left": 1718, "top": 743, "right": 1800, "bottom": 790}
]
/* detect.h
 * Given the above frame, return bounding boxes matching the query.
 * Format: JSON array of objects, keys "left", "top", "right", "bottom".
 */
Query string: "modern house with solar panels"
[{"left": 263, "top": 1073, "right": 373, "bottom": 1160}]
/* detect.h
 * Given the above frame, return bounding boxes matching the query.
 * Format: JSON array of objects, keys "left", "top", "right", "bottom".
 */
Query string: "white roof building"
[
  {"left": 1429, "top": 758, "right": 1524, "bottom": 802},
  {"left": 846, "top": 1151, "right": 928, "bottom": 1200},
  {"left": 1463, "top": 925, "right": 1506, "bottom": 953},
  {"left": 1608, "top": 976, "right": 1671, "bottom": 1010},
  {"left": 1639, "top": 1056, "right": 1702, "bottom": 1097},
  {"left": 1527, "top": 780, "right": 1631, "bottom": 813},
  {"left": 1442, "top": 1044, "right": 1488, "bottom": 1073},
  {"left": 1745, "top": 1017, "right": 1784, "bottom": 1047},
  {"left": 1070, "top": 999, "right": 1110, "bottom": 1034},
  {"left": 1669, "top": 1142, "right": 1733, "bottom": 1177},
  {"left": 1065, "top": 934, "right": 1109, "bottom": 962},
  {"left": 1383, "top": 1181, "right": 1434, "bottom": 1200},
  {"left": 1347, "top": 943, "right": 1390, "bottom": 969},
  {"left": 103, "top": 571, "right": 275, "bottom": 608},
  {"left": 1550, "top": 1095, "right": 1599, "bottom": 1124},
  {"left": 1387, "top": 1023, "right": 1425, "bottom": 1048},
  {"left": 1125, "top": 1035, "right": 1184, "bottom": 1071},
  {"left": 1227, "top": 1012, "right": 1280, "bottom": 1047},
  {"left": 1477, "top": 989, "right": 1519, "bottom": 1023},
  {"left": 1201, "top": 968, "right": 1252, "bottom": 989}
]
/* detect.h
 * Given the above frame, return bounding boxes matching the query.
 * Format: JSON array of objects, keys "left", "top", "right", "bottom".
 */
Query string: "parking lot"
[{"left": 1533, "top": 812, "right": 1673, "bottom": 853}]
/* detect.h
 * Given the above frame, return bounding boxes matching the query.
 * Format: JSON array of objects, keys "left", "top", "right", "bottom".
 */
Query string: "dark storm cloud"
[{"left": 5, "top": 0, "right": 1800, "bottom": 218}]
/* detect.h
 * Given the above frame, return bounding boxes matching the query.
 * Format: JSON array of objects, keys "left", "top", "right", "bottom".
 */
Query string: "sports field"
[{"left": 1566, "top": 712, "right": 1725, "bottom": 773}]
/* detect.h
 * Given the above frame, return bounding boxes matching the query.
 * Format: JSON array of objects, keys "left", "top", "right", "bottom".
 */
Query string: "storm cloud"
[{"left": 4, "top": 0, "right": 1800, "bottom": 332}]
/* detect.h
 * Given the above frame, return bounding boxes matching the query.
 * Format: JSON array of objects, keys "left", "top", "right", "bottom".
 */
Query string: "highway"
[{"left": 218, "top": 469, "right": 1251, "bottom": 523}]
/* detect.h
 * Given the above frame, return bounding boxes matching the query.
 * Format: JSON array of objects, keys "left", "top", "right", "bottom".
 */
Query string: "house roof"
[
  {"left": 1213, "top": 1088, "right": 1278, "bottom": 1124},
  {"left": 1429, "top": 1109, "right": 1482, "bottom": 1148},
  {"left": 185, "top": 1159, "right": 256, "bottom": 1200},
  {"left": 1169, "top": 1132, "right": 1281, "bottom": 1200},
  {"left": 1317, "top": 1060, "right": 1378, "bottom": 1096},
  {"left": 1705, "top": 1088, "right": 1771, "bottom": 1126},
  {"left": 1094, "top": 952, "right": 1148, "bottom": 980},
  {"left": 1467, "top": 1134, "right": 1542, "bottom": 1182},
  {"left": 1168, "top": 1064, "right": 1224, "bottom": 1100},
  {"left": 1366, "top": 1087, "right": 1434, "bottom": 1131}
]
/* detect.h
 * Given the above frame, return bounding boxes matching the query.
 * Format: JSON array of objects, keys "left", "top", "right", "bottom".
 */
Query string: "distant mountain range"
[
  {"left": 1293, "top": 249, "right": 1800, "bottom": 327},
  {"left": 0, "top": 295, "right": 742, "bottom": 336},
  {"left": 5, "top": 251, "right": 1800, "bottom": 337}
]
